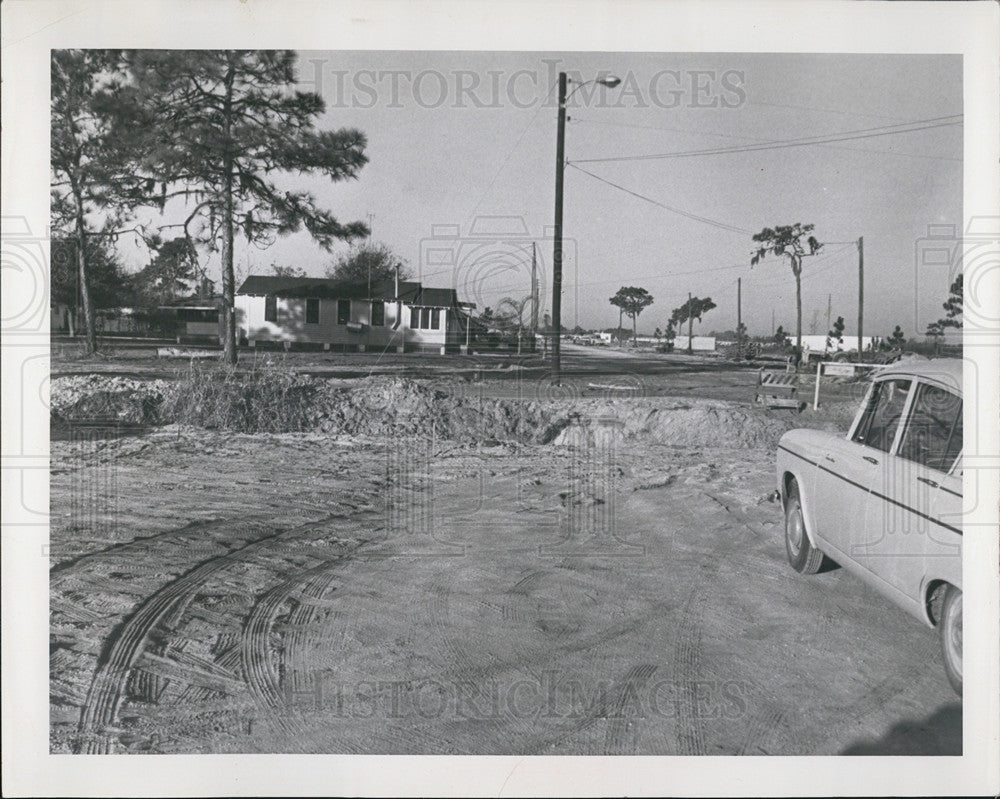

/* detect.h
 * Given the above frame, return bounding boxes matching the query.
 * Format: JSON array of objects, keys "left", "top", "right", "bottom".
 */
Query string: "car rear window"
[{"left": 897, "top": 383, "right": 963, "bottom": 473}]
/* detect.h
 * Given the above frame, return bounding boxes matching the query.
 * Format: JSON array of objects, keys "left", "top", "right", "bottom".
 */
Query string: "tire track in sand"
[
  {"left": 74, "top": 514, "right": 347, "bottom": 753},
  {"left": 240, "top": 559, "right": 348, "bottom": 739}
]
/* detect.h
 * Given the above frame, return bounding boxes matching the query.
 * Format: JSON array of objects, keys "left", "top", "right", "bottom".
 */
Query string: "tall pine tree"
[
  {"left": 51, "top": 50, "right": 147, "bottom": 354},
  {"left": 128, "top": 50, "right": 370, "bottom": 363}
]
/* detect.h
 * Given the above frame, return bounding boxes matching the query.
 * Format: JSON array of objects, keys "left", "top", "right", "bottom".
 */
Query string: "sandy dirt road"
[{"left": 49, "top": 409, "right": 959, "bottom": 755}]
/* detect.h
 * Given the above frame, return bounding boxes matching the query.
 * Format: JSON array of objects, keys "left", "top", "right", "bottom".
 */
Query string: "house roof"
[{"left": 237, "top": 275, "right": 469, "bottom": 308}]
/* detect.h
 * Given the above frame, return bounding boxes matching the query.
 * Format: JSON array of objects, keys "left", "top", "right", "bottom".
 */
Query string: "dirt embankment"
[{"left": 49, "top": 373, "right": 845, "bottom": 449}]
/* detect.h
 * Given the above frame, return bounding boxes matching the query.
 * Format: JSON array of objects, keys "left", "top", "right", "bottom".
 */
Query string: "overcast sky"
[{"left": 155, "top": 51, "right": 963, "bottom": 337}]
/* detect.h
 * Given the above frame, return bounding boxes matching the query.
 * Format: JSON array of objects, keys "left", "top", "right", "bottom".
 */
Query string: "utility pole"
[
  {"left": 857, "top": 236, "right": 864, "bottom": 363},
  {"left": 531, "top": 242, "right": 538, "bottom": 345},
  {"left": 737, "top": 277, "right": 742, "bottom": 335},
  {"left": 687, "top": 291, "right": 694, "bottom": 355},
  {"left": 549, "top": 71, "right": 621, "bottom": 378},
  {"left": 551, "top": 71, "right": 568, "bottom": 382},
  {"left": 771, "top": 308, "right": 775, "bottom": 337},
  {"left": 366, "top": 213, "right": 375, "bottom": 352}
]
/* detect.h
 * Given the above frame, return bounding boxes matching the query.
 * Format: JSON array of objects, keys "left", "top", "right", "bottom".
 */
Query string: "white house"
[{"left": 235, "top": 274, "right": 475, "bottom": 353}]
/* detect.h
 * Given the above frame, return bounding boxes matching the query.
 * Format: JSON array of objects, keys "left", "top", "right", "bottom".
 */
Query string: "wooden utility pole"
[
  {"left": 530, "top": 242, "right": 538, "bottom": 338},
  {"left": 551, "top": 71, "right": 567, "bottom": 380},
  {"left": 857, "top": 236, "right": 864, "bottom": 363},
  {"left": 771, "top": 308, "right": 775, "bottom": 337},
  {"left": 737, "top": 277, "right": 742, "bottom": 334},
  {"left": 687, "top": 291, "right": 694, "bottom": 355}
]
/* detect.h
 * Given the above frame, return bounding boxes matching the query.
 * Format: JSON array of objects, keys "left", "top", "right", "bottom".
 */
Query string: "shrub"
[{"left": 161, "top": 360, "right": 320, "bottom": 433}]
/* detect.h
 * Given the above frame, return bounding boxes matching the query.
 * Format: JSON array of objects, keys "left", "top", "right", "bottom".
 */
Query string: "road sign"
[{"left": 823, "top": 362, "right": 856, "bottom": 377}]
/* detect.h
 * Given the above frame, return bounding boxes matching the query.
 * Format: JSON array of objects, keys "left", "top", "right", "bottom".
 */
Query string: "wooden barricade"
[{"left": 754, "top": 368, "right": 803, "bottom": 410}]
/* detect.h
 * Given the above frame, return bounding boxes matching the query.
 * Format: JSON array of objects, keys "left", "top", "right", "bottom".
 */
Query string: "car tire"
[
  {"left": 785, "top": 479, "right": 825, "bottom": 574},
  {"left": 940, "top": 585, "right": 962, "bottom": 696}
]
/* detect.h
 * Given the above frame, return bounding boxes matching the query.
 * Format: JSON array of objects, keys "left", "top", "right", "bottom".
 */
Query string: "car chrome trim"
[{"left": 776, "top": 444, "right": 963, "bottom": 536}]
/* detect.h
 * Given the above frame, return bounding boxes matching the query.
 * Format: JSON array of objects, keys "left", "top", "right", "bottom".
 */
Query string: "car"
[{"left": 775, "top": 358, "right": 963, "bottom": 693}]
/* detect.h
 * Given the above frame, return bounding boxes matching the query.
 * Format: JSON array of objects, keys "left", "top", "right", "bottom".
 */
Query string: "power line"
[
  {"left": 474, "top": 259, "right": 750, "bottom": 298},
  {"left": 747, "top": 98, "right": 919, "bottom": 123},
  {"left": 570, "top": 116, "right": 758, "bottom": 142},
  {"left": 472, "top": 240, "right": 856, "bottom": 299},
  {"left": 464, "top": 77, "right": 559, "bottom": 224},
  {"left": 567, "top": 162, "right": 753, "bottom": 235},
  {"left": 747, "top": 243, "right": 856, "bottom": 289},
  {"left": 570, "top": 115, "right": 961, "bottom": 163},
  {"left": 572, "top": 115, "right": 962, "bottom": 164}
]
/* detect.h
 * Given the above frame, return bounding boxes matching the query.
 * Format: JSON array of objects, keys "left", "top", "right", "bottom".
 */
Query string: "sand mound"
[
  {"left": 50, "top": 373, "right": 799, "bottom": 449},
  {"left": 552, "top": 401, "right": 795, "bottom": 449},
  {"left": 49, "top": 375, "right": 172, "bottom": 425},
  {"left": 313, "top": 377, "right": 566, "bottom": 442}
]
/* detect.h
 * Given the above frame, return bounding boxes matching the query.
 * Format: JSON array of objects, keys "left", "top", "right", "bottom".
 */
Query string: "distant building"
[
  {"left": 235, "top": 274, "right": 475, "bottom": 353},
  {"left": 672, "top": 335, "right": 716, "bottom": 352}
]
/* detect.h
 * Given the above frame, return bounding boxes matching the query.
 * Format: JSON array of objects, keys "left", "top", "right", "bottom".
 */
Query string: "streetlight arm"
[{"left": 565, "top": 75, "right": 622, "bottom": 103}]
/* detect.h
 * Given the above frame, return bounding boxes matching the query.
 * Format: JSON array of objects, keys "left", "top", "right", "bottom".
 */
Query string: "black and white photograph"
[{"left": 2, "top": 1, "right": 999, "bottom": 796}]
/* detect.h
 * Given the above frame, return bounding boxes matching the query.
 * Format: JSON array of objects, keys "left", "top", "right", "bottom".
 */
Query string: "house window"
[
  {"left": 421, "top": 308, "right": 431, "bottom": 329},
  {"left": 371, "top": 301, "right": 385, "bottom": 327},
  {"left": 410, "top": 307, "right": 420, "bottom": 328},
  {"left": 337, "top": 299, "right": 351, "bottom": 325},
  {"left": 264, "top": 295, "right": 277, "bottom": 323},
  {"left": 306, "top": 298, "right": 320, "bottom": 324},
  {"left": 431, "top": 308, "right": 440, "bottom": 330}
]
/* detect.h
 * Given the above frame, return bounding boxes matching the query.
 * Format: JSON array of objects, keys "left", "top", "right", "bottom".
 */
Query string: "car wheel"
[
  {"left": 785, "top": 479, "right": 825, "bottom": 574},
  {"left": 940, "top": 585, "right": 962, "bottom": 695}
]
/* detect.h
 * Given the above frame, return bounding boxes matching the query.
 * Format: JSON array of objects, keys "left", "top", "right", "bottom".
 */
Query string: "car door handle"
[
  {"left": 824, "top": 454, "right": 836, "bottom": 463},
  {"left": 917, "top": 476, "right": 939, "bottom": 489},
  {"left": 863, "top": 455, "right": 879, "bottom": 465}
]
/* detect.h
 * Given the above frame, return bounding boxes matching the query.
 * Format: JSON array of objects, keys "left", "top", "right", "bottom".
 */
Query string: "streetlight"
[{"left": 551, "top": 72, "right": 621, "bottom": 384}]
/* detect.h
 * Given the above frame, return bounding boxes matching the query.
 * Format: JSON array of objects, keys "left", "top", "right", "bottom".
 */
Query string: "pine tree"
[
  {"left": 129, "top": 50, "right": 370, "bottom": 364},
  {"left": 609, "top": 286, "right": 655, "bottom": 345},
  {"left": 751, "top": 224, "right": 823, "bottom": 363},
  {"left": 51, "top": 50, "right": 148, "bottom": 354}
]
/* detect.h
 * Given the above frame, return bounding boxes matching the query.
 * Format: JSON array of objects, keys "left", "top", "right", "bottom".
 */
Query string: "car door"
[
  {"left": 863, "top": 380, "right": 962, "bottom": 600},
  {"left": 813, "top": 377, "right": 913, "bottom": 565},
  {"left": 931, "top": 451, "right": 963, "bottom": 591}
]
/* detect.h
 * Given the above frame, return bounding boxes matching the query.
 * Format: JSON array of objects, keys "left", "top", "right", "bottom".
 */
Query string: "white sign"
[{"left": 824, "top": 362, "right": 856, "bottom": 377}]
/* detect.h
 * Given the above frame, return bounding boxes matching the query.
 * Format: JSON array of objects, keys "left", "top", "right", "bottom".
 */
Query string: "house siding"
[{"left": 236, "top": 294, "right": 458, "bottom": 351}]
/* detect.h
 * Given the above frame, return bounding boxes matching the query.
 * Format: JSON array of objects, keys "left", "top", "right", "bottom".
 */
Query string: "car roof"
[{"left": 873, "top": 357, "right": 962, "bottom": 395}]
